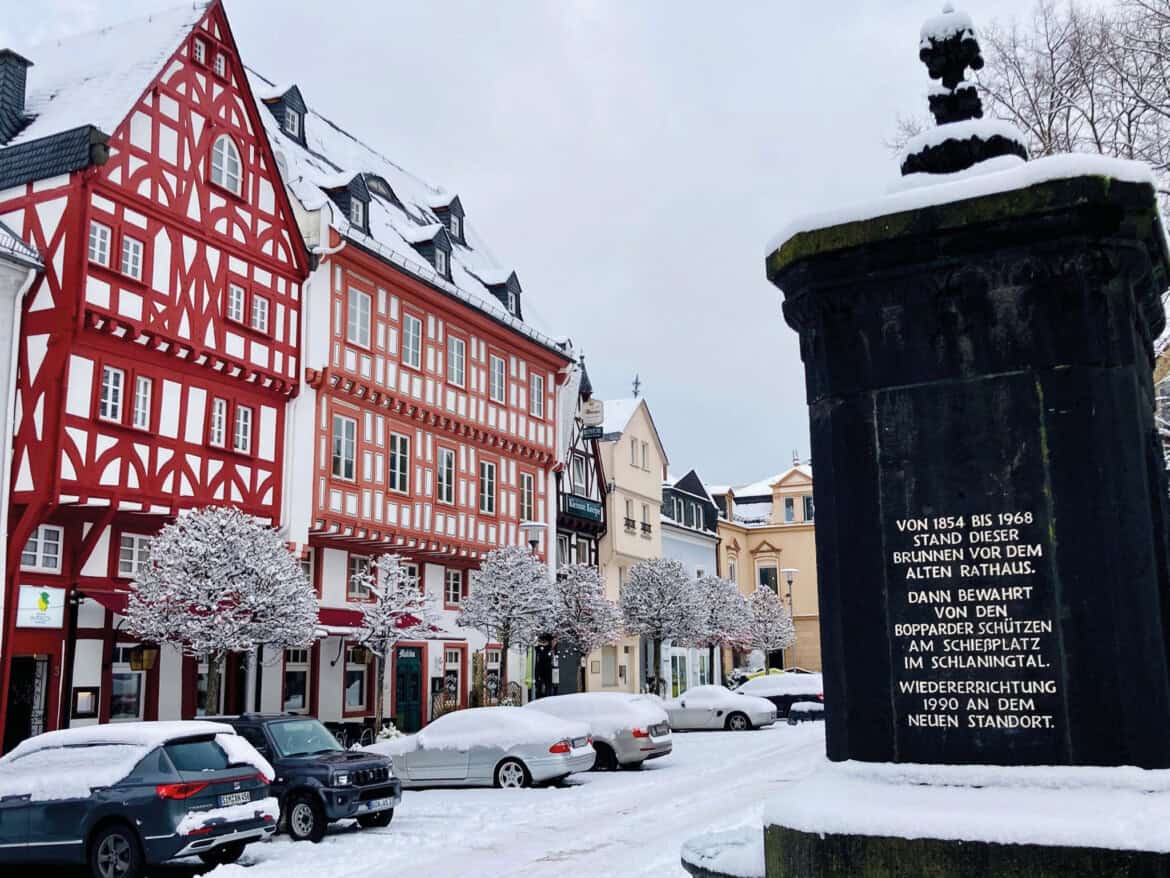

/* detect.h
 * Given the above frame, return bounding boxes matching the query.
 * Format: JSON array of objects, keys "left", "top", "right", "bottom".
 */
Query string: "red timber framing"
[
  {"left": 308, "top": 237, "right": 568, "bottom": 568},
  {"left": 0, "top": 1, "right": 309, "bottom": 747}
]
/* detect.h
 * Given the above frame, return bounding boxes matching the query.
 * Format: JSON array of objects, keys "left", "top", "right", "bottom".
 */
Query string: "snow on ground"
[{"left": 205, "top": 722, "right": 824, "bottom": 878}]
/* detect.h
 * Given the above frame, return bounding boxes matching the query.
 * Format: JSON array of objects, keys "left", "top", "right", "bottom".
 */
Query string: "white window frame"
[
  {"left": 99, "top": 365, "right": 124, "bottom": 422},
  {"left": 283, "top": 648, "right": 310, "bottom": 714},
  {"left": 530, "top": 374, "right": 544, "bottom": 418},
  {"left": 388, "top": 433, "right": 410, "bottom": 494},
  {"left": 131, "top": 376, "right": 152, "bottom": 430},
  {"left": 88, "top": 221, "right": 111, "bottom": 266},
  {"left": 117, "top": 533, "right": 152, "bottom": 578},
  {"left": 227, "top": 283, "right": 246, "bottom": 323},
  {"left": 444, "top": 569, "right": 463, "bottom": 606},
  {"left": 403, "top": 562, "right": 420, "bottom": 590},
  {"left": 784, "top": 497, "right": 795, "bottom": 523},
  {"left": 489, "top": 355, "right": 506, "bottom": 403},
  {"left": 299, "top": 549, "right": 315, "bottom": 591},
  {"left": 434, "top": 248, "right": 447, "bottom": 276},
  {"left": 507, "top": 291, "right": 517, "bottom": 314},
  {"left": 346, "top": 288, "right": 371, "bottom": 348},
  {"left": 120, "top": 236, "right": 143, "bottom": 281},
  {"left": 479, "top": 460, "right": 496, "bottom": 514},
  {"left": 344, "top": 647, "right": 368, "bottom": 711},
  {"left": 520, "top": 472, "right": 534, "bottom": 521},
  {"left": 450, "top": 214, "right": 461, "bottom": 240},
  {"left": 641, "top": 441, "right": 649, "bottom": 470},
  {"left": 332, "top": 414, "right": 357, "bottom": 481},
  {"left": 630, "top": 437, "right": 637, "bottom": 466},
  {"left": 192, "top": 38, "right": 207, "bottom": 65},
  {"left": 347, "top": 555, "right": 371, "bottom": 599},
  {"left": 349, "top": 199, "right": 365, "bottom": 228},
  {"left": 437, "top": 447, "right": 455, "bottom": 505},
  {"left": 21, "top": 524, "right": 63, "bottom": 573},
  {"left": 110, "top": 644, "right": 145, "bottom": 722},
  {"left": 233, "top": 405, "right": 253, "bottom": 454},
  {"left": 209, "top": 398, "right": 228, "bottom": 447},
  {"left": 571, "top": 454, "right": 586, "bottom": 493},
  {"left": 213, "top": 52, "right": 227, "bottom": 78},
  {"left": 251, "top": 294, "right": 269, "bottom": 333},
  {"left": 402, "top": 313, "right": 422, "bottom": 369},
  {"left": 284, "top": 109, "right": 301, "bottom": 138},
  {"left": 210, "top": 134, "right": 242, "bottom": 196},
  {"left": 447, "top": 336, "right": 466, "bottom": 387}
]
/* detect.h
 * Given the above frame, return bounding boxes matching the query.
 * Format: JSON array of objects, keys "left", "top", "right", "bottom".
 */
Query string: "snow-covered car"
[
  {"left": 663, "top": 685, "right": 777, "bottom": 731},
  {"left": 366, "top": 707, "right": 594, "bottom": 788},
  {"left": 733, "top": 671, "right": 824, "bottom": 717},
  {"left": 0, "top": 721, "right": 277, "bottom": 876},
  {"left": 524, "top": 692, "right": 672, "bottom": 770}
]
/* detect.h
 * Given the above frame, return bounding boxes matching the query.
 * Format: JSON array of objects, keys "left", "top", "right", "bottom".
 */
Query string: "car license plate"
[
  {"left": 218, "top": 791, "right": 251, "bottom": 807},
  {"left": 364, "top": 797, "right": 392, "bottom": 812},
  {"left": 572, "top": 736, "right": 589, "bottom": 748}
]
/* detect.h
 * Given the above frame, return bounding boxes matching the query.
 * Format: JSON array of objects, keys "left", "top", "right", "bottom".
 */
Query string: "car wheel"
[
  {"left": 618, "top": 759, "right": 645, "bottom": 771},
  {"left": 286, "top": 792, "right": 327, "bottom": 843},
  {"left": 592, "top": 742, "right": 618, "bottom": 771},
  {"left": 494, "top": 758, "right": 531, "bottom": 789},
  {"left": 89, "top": 823, "right": 143, "bottom": 878},
  {"left": 198, "top": 841, "right": 246, "bottom": 866},
  {"left": 726, "top": 712, "right": 751, "bottom": 731},
  {"left": 357, "top": 809, "right": 394, "bottom": 829}
]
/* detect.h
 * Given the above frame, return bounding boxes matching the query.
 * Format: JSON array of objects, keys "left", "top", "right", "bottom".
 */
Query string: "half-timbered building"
[
  {"left": 246, "top": 70, "right": 571, "bottom": 733},
  {"left": 0, "top": 2, "right": 309, "bottom": 749}
]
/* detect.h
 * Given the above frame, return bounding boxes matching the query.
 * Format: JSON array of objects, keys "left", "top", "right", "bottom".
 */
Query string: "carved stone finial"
[{"left": 901, "top": 5, "right": 1028, "bottom": 176}]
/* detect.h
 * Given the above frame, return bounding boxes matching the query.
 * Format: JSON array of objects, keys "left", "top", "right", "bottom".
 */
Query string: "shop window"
[{"left": 284, "top": 648, "right": 310, "bottom": 713}]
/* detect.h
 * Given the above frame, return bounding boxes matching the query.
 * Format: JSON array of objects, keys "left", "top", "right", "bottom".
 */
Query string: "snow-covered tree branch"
[
  {"left": 748, "top": 586, "right": 797, "bottom": 662},
  {"left": 620, "top": 558, "right": 700, "bottom": 695},
  {"left": 553, "top": 563, "right": 623, "bottom": 666},
  {"left": 124, "top": 506, "right": 318, "bottom": 715}
]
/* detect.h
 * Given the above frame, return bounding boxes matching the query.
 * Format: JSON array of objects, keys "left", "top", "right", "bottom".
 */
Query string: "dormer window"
[
  {"left": 507, "top": 291, "right": 517, "bottom": 314},
  {"left": 284, "top": 109, "right": 301, "bottom": 138},
  {"left": 450, "top": 214, "right": 462, "bottom": 241},
  {"left": 213, "top": 53, "right": 227, "bottom": 78},
  {"left": 435, "top": 248, "right": 448, "bottom": 277},
  {"left": 193, "top": 38, "right": 207, "bottom": 65},
  {"left": 349, "top": 199, "right": 365, "bottom": 228}
]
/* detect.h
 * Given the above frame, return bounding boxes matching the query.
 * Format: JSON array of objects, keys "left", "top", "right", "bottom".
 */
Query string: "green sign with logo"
[
  {"left": 566, "top": 494, "right": 603, "bottom": 522},
  {"left": 581, "top": 426, "right": 604, "bottom": 441}
]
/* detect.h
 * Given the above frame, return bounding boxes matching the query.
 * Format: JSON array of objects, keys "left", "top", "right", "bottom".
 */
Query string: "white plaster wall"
[
  {"left": 77, "top": 598, "right": 105, "bottom": 629},
  {"left": 259, "top": 649, "right": 284, "bottom": 713},
  {"left": 157, "top": 644, "right": 183, "bottom": 720},
  {"left": 79, "top": 527, "right": 112, "bottom": 578},
  {"left": 316, "top": 635, "right": 344, "bottom": 722},
  {"left": 320, "top": 548, "right": 347, "bottom": 606}
]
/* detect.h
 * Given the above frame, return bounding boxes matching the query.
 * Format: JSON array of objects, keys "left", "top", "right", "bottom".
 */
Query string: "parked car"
[
  {"left": 367, "top": 706, "right": 594, "bottom": 788},
  {"left": 212, "top": 713, "right": 400, "bottom": 843},
  {"left": 525, "top": 692, "right": 672, "bottom": 770},
  {"left": 662, "top": 685, "right": 777, "bottom": 731},
  {"left": 0, "top": 720, "right": 277, "bottom": 877},
  {"left": 733, "top": 672, "right": 824, "bottom": 717}
]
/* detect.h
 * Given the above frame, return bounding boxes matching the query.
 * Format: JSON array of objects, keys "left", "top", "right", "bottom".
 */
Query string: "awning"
[{"left": 80, "top": 588, "right": 130, "bottom": 615}]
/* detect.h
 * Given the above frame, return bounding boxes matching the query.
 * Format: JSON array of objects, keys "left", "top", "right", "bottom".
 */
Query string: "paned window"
[
  {"left": 507, "top": 291, "right": 517, "bottom": 314},
  {"left": 283, "top": 648, "right": 310, "bottom": 713},
  {"left": 402, "top": 314, "right": 422, "bottom": 369},
  {"left": 520, "top": 472, "right": 535, "bottom": 521},
  {"left": 437, "top": 447, "right": 455, "bottom": 504},
  {"left": 284, "top": 109, "right": 301, "bottom": 138},
  {"left": 299, "top": 549, "right": 315, "bottom": 590},
  {"left": 227, "top": 283, "right": 246, "bottom": 323},
  {"left": 571, "top": 454, "right": 586, "bottom": 493},
  {"left": 435, "top": 248, "right": 447, "bottom": 276},
  {"left": 233, "top": 405, "right": 252, "bottom": 453},
  {"left": 88, "top": 222, "right": 111, "bottom": 266},
  {"left": 630, "top": 438, "right": 637, "bottom": 465},
  {"left": 332, "top": 414, "right": 356, "bottom": 480},
  {"left": 489, "top": 355, "right": 506, "bottom": 403},
  {"left": 209, "top": 398, "right": 227, "bottom": 447},
  {"left": 21, "top": 524, "right": 62, "bottom": 573},
  {"left": 641, "top": 441, "right": 649, "bottom": 470},
  {"left": 350, "top": 199, "right": 365, "bottom": 228},
  {"left": 479, "top": 460, "right": 496, "bottom": 514},
  {"left": 118, "top": 533, "right": 151, "bottom": 578},
  {"left": 192, "top": 38, "right": 207, "bottom": 64},
  {"left": 347, "top": 555, "right": 371, "bottom": 599},
  {"left": 120, "top": 236, "right": 143, "bottom": 280},
  {"left": 345, "top": 647, "right": 367, "bottom": 710},
  {"left": 803, "top": 495, "right": 815, "bottom": 522},
  {"left": 346, "top": 288, "right": 371, "bottom": 347},
  {"left": 445, "top": 569, "right": 464, "bottom": 606},
  {"left": 210, "top": 134, "right": 242, "bottom": 195},
  {"left": 111, "top": 645, "right": 144, "bottom": 721},
  {"left": 251, "top": 295, "right": 269, "bottom": 333},
  {"left": 403, "top": 562, "right": 420, "bottom": 590},
  {"left": 758, "top": 564, "right": 779, "bottom": 594},
  {"left": 530, "top": 374, "right": 544, "bottom": 418},
  {"left": 213, "top": 52, "right": 227, "bottom": 77},
  {"left": 784, "top": 497, "right": 795, "bottom": 523},
  {"left": 447, "top": 336, "right": 466, "bottom": 386},
  {"left": 450, "top": 215, "right": 461, "bottom": 240},
  {"left": 389, "top": 433, "right": 410, "bottom": 493},
  {"left": 132, "top": 376, "right": 152, "bottom": 430},
  {"left": 99, "top": 365, "right": 124, "bottom": 422}
]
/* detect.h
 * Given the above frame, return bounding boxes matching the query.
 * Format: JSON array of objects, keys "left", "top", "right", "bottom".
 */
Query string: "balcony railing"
[
  {"left": 640, "top": 522, "right": 652, "bottom": 535},
  {"left": 624, "top": 517, "right": 636, "bottom": 531}
]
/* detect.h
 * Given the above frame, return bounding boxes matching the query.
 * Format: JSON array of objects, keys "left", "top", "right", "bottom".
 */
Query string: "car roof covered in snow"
[{"left": 1, "top": 720, "right": 236, "bottom": 761}]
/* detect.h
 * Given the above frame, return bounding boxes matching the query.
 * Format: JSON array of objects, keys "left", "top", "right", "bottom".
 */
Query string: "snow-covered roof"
[
  {"left": 600, "top": 398, "right": 642, "bottom": 435},
  {"left": 732, "top": 501, "right": 773, "bottom": 524},
  {"left": 0, "top": 218, "right": 40, "bottom": 267},
  {"left": 245, "top": 69, "right": 567, "bottom": 358},
  {"left": 6, "top": 3, "right": 207, "bottom": 148},
  {"left": 731, "top": 465, "right": 813, "bottom": 500},
  {"left": 706, "top": 484, "right": 731, "bottom": 496}
]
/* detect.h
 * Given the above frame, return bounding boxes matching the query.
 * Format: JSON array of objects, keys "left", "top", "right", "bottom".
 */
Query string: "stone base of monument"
[{"left": 682, "top": 760, "right": 1170, "bottom": 878}]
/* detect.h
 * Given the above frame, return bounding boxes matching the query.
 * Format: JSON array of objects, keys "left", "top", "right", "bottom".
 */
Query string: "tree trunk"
[
  {"left": 652, "top": 637, "right": 663, "bottom": 696},
  {"left": 709, "top": 644, "right": 717, "bottom": 685},
  {"left": 500, "top": 636, "right": 510, "bottom": 693},
  {"left": 374, "top": 654, "right": 386, "bottom": 734},
  {"left": 205, "top": 651, "right": 224, "bottom": 716}
]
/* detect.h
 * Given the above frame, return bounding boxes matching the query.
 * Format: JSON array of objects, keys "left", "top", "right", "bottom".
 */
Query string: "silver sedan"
[
  {"left": 367, "top": 707, "right": 595, "bottom": 789},
  {"left": 662, "top": 685, "right": 778, "bottom": 731},
  {"left": 525, "top": 692, "right": 672, "bottom": 770}
]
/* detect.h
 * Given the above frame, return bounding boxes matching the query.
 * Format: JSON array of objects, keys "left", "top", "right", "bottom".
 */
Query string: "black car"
[
  {"left": 215, "top": 713, "right": 400, "bottom": 843},
  {"left": 0, "top": 721, "right": 277, "bottom": 877}
]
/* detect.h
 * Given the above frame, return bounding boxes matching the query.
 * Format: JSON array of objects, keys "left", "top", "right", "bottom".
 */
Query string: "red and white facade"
[{"left": 0, "top": 2, "right": 309, "bottom": 748}]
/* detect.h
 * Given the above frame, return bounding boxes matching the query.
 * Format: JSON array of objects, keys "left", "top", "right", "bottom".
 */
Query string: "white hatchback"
[{"left": 662, "top": 685, "right": 777, "bottom": 731}]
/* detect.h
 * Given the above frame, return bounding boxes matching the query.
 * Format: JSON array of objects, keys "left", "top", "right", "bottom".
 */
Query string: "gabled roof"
[
  {"left": 0, "top": 218, "right": 41, "bottom": 268},
  {"left": 599, "top": 397, "right": 669, "bottom": 467},
  {"left": 3, "top": 3, "right": 207, "bottom": 148},
  {"left": 245, "top": 68, "right": 567, "bottom": 359},
  {"left": 733, "top": 465, "right": 812, "bottom": 500},
  {"left": 665, "top": 469, "right": 719, "bottom": 508}
]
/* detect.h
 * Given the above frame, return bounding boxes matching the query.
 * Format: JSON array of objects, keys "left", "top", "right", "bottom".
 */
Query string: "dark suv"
[{"left": 215, "top": 714, "right": 400, "bottom": 843}]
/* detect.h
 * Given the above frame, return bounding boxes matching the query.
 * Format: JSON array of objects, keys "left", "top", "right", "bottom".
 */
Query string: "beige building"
[
  {"left": 708, "top": 465, "right": 822, "bottom": 671},
  {"left": 588, "top": 398, "right": 667, "bottom": 693}
]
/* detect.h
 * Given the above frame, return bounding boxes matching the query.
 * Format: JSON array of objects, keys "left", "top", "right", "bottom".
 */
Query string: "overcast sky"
[{"left": 5, "top": 0, "right": 1052, "bottom": 487}]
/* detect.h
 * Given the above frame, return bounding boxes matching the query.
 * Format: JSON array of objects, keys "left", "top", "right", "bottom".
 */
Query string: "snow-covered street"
[{"left": 200, "top": 723, "right": 824, "bottom": 878}]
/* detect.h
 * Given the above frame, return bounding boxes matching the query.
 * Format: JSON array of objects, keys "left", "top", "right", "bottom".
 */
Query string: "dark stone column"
[{"left": 768, "top": 176, "right": 1170, "bottom": 768}]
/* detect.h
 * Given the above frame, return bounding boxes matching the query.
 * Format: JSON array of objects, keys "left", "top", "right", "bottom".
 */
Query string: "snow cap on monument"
[{"left": 901, "top": 4, "right": 1028, "bottom": 175}]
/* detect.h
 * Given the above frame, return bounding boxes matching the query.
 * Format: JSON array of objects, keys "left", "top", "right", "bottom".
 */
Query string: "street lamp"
[
  {"left": 780, "top": 568, "right": 798, "bottom": 610},
  {"left": 519, "top": 521, "right": 547, "bottom": 554}
]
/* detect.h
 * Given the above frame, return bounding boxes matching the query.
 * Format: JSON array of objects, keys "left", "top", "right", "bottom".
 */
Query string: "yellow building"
[
  {"left": 708, "top": 466, "right": 822, "bottom": 671},
  {"left": 588, "top": 398, "right": 667, "bottom": 693}
]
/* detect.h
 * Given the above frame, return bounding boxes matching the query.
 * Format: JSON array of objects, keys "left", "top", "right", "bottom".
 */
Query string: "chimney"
[{"left": 0, "top": 50, "right": 32, "bottom": 145}]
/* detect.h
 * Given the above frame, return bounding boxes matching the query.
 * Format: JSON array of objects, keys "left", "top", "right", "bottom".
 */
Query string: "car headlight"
[{"left": 334, "top": 772, "right": 350, "bottom": 786}]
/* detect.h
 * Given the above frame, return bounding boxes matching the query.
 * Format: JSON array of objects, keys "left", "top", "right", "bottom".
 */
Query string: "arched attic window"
[{"left": 210, "top": 134, "right": 243, "bottom": 196}]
